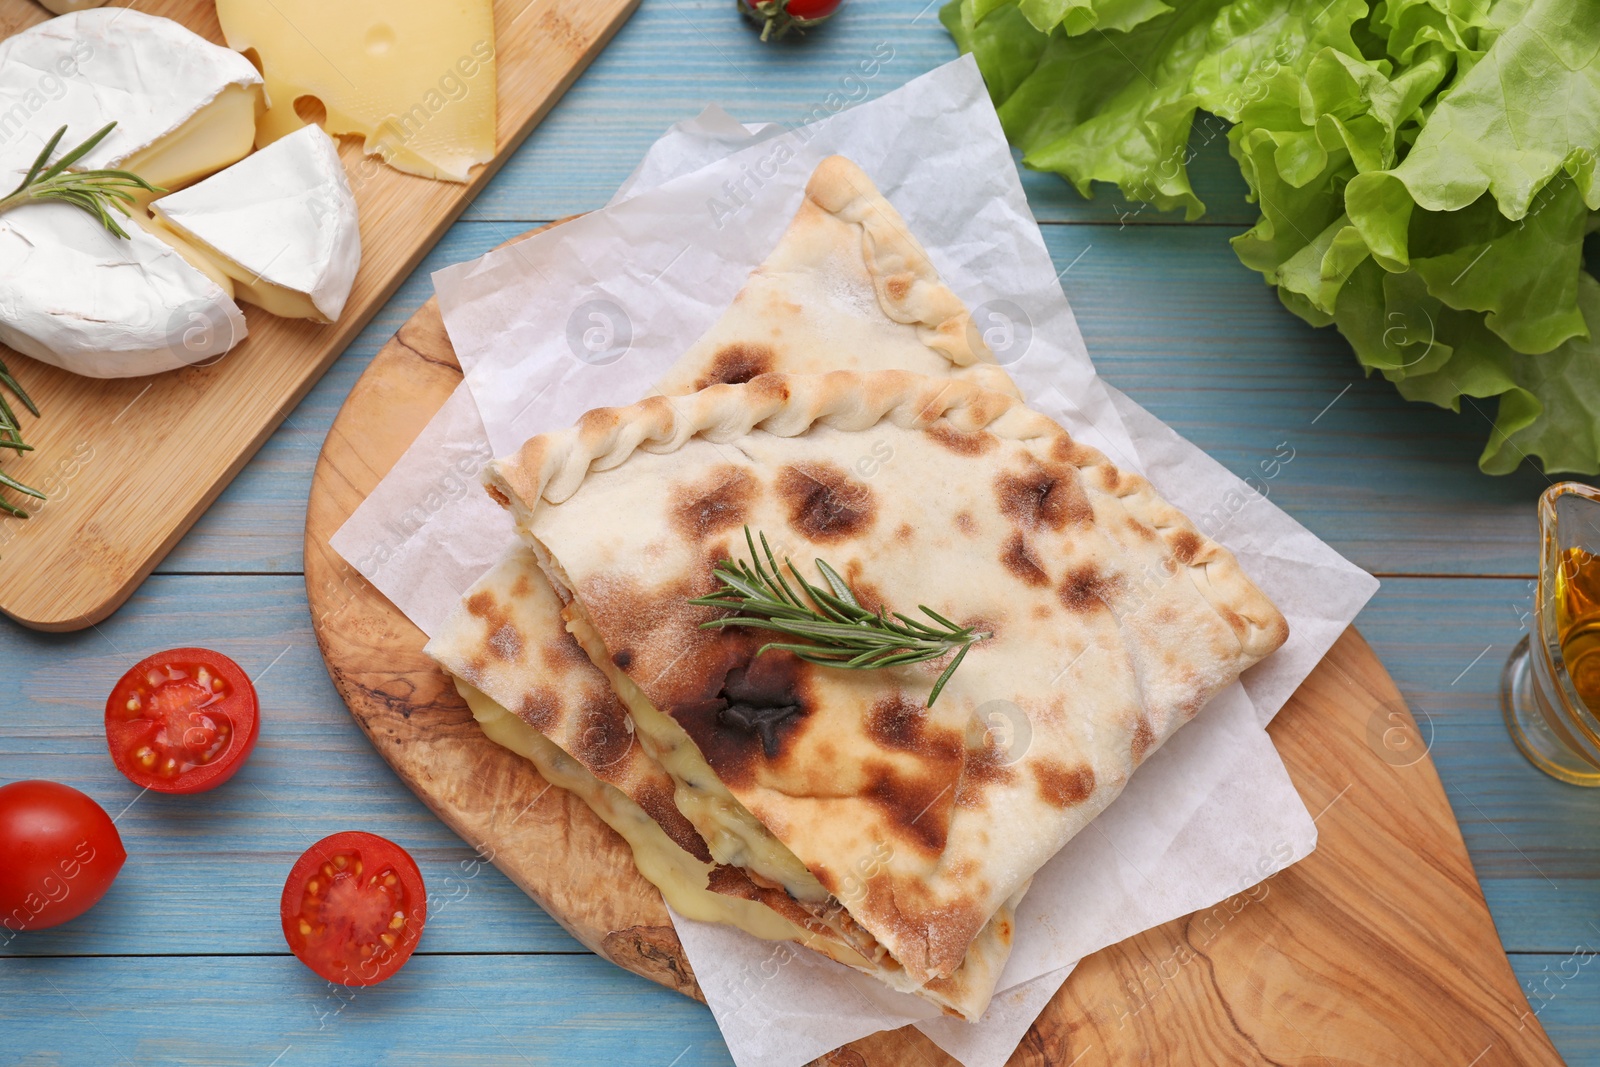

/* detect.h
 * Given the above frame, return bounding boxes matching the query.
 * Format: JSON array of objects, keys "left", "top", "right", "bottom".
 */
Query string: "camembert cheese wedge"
[
  {"left": 152, "top": 126, "right": 363, "bottom": 325},
  {"left": 0, "top": 10, "right": 264, "bottom": 378},
  {"left": 215, "top": 0, "right": 497, "bottom": 183}
]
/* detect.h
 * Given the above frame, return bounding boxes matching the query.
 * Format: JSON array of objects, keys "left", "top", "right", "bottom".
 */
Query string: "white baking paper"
[{"left": 332, "top": 56, "right": 1378, "bottom": 1067}]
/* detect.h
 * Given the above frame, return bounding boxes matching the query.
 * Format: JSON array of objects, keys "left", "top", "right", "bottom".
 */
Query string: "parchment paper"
[{"left": 331, "top": 57, "right": 1378, "bottom": 1067}]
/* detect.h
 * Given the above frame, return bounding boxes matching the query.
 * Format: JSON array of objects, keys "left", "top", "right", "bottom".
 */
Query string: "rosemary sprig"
[
  {"left": 0, "top": 127, "right": 109, "bottom": 520},
  {"left": 0, "top": 355, "right": 42, "bottom": 518},
  {"left": 0, "top": 123, "right": 164, "bottom": 239},
  {"left": 690, "top": 527, "right": 990, "bottom": 707}
]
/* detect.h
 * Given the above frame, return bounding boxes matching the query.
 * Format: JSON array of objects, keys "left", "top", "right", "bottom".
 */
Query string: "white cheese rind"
[
  {"left": 152, "top": 125, "right": 362, "bottom": 323},
  {"left": 0, "top": 10, "right": 259, "bottom": 376},
  {"left": 0, "top": 203, "right": 246, "bottom": 378},
  {"left": 0, "top": 9, "right": 263, "bottom": 185}
]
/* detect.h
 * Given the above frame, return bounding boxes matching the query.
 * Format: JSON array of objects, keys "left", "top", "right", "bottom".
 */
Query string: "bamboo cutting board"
[
  {"left": 0, "top": 0, "right": 639, "bottom": 632},
  {"left": 304, "top": 258, "right": 1566, "bottom": 1066}
]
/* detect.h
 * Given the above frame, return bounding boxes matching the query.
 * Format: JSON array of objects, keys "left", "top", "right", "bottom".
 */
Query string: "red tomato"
[
  {"left": 739, "top": 0, "right": 843, "bottom": 41},
  {"left": 281, "top": 832, "right": 426, "bottom": 986},
  {"left": 105, "top": 648, "right": 260, "bottom": 794},
  {"left": 0, "top": 780, "right": 126, "bottom": 932}
]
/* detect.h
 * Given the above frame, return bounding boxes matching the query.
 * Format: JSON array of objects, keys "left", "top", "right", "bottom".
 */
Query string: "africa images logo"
[
  {"left": 965, "top": 299, "right": 1034, "bottom": 366},
  {"left": 565, "top": 298, "right": 632, "bottom": 367}
]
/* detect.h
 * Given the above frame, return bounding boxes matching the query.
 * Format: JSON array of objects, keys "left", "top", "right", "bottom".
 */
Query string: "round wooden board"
[{"left": 306, "top": 227, "right": 1563, "bottom": 1066}]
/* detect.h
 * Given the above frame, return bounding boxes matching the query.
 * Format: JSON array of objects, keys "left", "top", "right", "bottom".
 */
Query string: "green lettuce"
[{"left": 945, "top": 0, "right": 1600, "bottom": 474}]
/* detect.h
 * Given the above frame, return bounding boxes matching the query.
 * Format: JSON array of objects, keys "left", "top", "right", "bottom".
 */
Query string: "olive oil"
[
  {"left": 1555, "top": 547, "right": 1600, "bottom": 712},
  {"left": 1502, "top": 483, "right": 1600, "bottom": 785}
]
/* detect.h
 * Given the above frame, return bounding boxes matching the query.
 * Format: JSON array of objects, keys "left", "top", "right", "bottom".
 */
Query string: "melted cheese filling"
[
  {"left": 559, "top": 604, "right": 829, "bottom": 905},
  {"left": 455, "top": 677, "right": 845, "bottom": 949},
  {"left": 454, "top": 654, "right": 999, "bottom": 1018}
]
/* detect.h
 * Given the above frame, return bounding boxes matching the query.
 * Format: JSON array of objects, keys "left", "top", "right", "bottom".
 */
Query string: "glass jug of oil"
[{"left": 1502, "top": 482, "right": 1600, "bottom": 785}]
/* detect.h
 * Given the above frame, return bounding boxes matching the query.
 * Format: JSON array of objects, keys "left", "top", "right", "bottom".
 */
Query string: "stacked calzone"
[{"left": 427, "top": 157, "right": 1287, "bottom": 1019}]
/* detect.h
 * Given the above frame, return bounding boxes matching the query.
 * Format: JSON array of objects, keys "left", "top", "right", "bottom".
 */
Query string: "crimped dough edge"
[{"left": 484, "top": 369, "right": 1287, "bottom": 666}]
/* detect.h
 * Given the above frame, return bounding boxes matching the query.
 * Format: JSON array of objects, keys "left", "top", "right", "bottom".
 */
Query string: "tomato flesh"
[
  {"left": 0, "top": 780, "right": 126, "bottom": 932},
  {"left": 106, "top": 649, "right": 259, "bottom": 794},
  {"left": 282, "top": 832, "right": 426, "bottom": 986}
]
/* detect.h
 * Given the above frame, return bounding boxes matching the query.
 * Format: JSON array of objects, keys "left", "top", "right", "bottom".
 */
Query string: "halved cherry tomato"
[
  {"left": 281, "top": 832, "right": 426, "bottom": 987},
  {"left": 104, "top": 647, "right": 260, "bottom": 794},
  {"left": 0, "top": 780, "right": 126, "bottom": 932}
]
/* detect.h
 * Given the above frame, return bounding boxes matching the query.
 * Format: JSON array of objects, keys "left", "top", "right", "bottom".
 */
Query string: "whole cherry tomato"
[
  {"left": 0, "top": 780, "right": 126, "bottom": 932},
  {"left": 739, "top": 0, "right": 842, "bottom": 41}
]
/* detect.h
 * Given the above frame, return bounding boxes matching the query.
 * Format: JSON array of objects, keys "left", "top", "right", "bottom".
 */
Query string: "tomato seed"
[{"left": 299, "top": 920, "right": 311, "bottom": 935}]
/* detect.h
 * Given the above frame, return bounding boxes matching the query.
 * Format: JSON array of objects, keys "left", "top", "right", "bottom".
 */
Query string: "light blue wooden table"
[{"left": 4, "top": 2, "right": 1598, "bottom": 1064}]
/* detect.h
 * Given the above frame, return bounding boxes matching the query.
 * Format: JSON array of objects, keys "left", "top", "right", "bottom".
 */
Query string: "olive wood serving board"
[
  {"left": 0, "top": 0, "right": 638, "bottom": 631},
  {"left": 304, "top": 244, "right": 1564, "bottom": 1065}
]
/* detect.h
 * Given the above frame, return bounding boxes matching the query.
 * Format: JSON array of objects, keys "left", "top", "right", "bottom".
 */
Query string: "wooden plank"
[
  {"left": 0, "top": 954, "right": 734, "bottom": 1067},
  {"left": 461, "top": 0, "right": 1261, "bottom": 228},
  {"left": 302, "top": 278, "right": 1562, "bottom": 1065},
  {"left": 4, "top": 573, "right": 1590, "bottom": 961},
  {"left": 0, "top": 0, "right": 640, "bottom": 632},
  {"left": 0, "top": 573, "right": 581, "bottom": 957},
  {"left": 153, "top": 220, "right": 1550, "bottom": 579},
  {"left": 1512, "top": 953, "right": 1600, "bottom": 1064},
  {"left": 1359, "top": 578, "right": 1600, "bottom": 882},
  {"left": 1, "top": 951, "right": 1596, "bottom": 1067},
  {"left": 160, "top": 223, "right": 530, "bottom": 576}
]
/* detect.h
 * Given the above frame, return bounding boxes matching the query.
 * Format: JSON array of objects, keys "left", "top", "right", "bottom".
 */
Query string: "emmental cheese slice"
[
  {"left": 215, "top": 0, "right": 497, "bottom": 183},
  {"left": 152, "top": 126, "right": 362, "bottom": 324}
]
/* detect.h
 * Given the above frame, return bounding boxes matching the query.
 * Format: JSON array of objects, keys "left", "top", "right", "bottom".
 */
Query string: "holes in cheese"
[{"left": 214, "top": 0, "right": 497, "bottom": 183}]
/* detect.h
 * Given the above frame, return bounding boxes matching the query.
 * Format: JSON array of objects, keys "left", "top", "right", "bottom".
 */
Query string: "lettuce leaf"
[
  {"left": 956, "top": 0, "right": 1232, "bottom": 219},
  {"left": 945, "top": 0, "right": 1600, "bottom": 474},
  {"left": 971, "top": 0, "right": 1174, "bottom": 37},
  {"left": 1345, "top": 0, "right": 1600, "bottom": 269}
]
